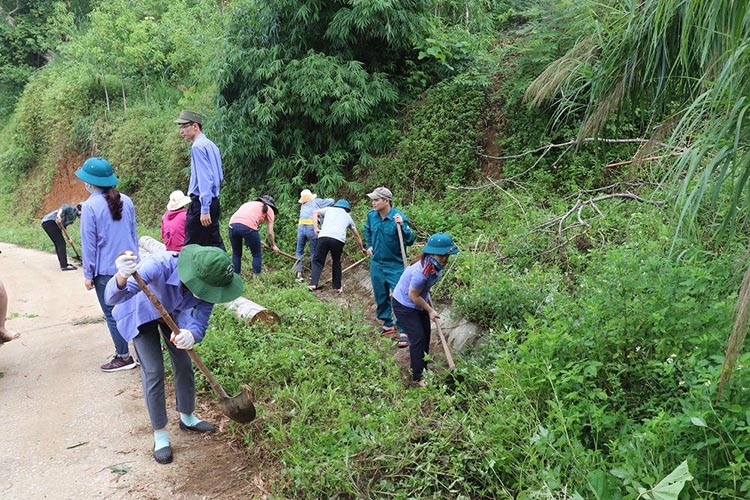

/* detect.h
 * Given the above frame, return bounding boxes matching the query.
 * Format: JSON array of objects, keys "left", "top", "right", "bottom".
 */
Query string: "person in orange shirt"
[{"left": 228, "top": 195, "right": 279, "bottom": 275}]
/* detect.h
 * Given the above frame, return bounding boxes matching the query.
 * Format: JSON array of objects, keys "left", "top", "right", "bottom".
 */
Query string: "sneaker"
[{"left": 100, "top": 355, "right": 137, "bottom": 372}]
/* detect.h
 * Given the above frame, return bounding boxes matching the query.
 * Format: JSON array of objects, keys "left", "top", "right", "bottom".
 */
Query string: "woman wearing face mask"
[
  {"left": 391, "top": 233, "right": 459, "bottom": 386},
  {"left": 76, "top": 157, "right": 139, "bottom": 372}
]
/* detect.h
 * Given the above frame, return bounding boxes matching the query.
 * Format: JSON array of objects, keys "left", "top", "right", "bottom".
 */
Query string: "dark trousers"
[
  {"left": 228, "top": 223, "right": 262, "bottom": 274},
  {"left": 393, "top": 298, "right": 431, "bottom": 381},
  {"left": 185, "top": 195, "right": 225, "bottom": 250},
  {"left": 133, "top": 320, "right": 195, "bottom": 430},
  {"left": 42, "top": 220, "right": 69, "bottom": 268},
  {"left": 310, "top": 237, "right": 345, "bottom": 289}
]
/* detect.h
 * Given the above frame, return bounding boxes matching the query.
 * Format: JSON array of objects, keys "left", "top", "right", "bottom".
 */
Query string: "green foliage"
[
  {"left": 0, "top": 1, "right": 75, "bottom": 119},
  {"left": 95, "top": 105, "right": 189, "bottom": 226},
  {"left": 375, "top": 72, "right": 488, "bottom": 195},
  {"left": 215, "top": 0, "right": 431, "bottom": 204},
  {"left": 61, "top": 0, "right": 225, "bottom": 110},
  {"left": 525, "top": 0, "right": 750, "bottom": 233},
  {"left": 3, "top": 0, "right": 750, "bottom": 498},
  {"left": 454, "top": 264, "right": 551, "bottom": 330}
]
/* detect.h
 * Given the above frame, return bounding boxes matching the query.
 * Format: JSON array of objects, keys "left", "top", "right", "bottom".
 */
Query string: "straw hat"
[{"left": 298, "top": 189, "right": 317, "bottom": 204}]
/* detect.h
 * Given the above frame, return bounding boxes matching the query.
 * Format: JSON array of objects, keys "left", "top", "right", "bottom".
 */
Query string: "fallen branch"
[
  {"left": 478, "top": 137, "right": 683, "bottom": 161},
  {"left": 538, "top": 191, "right": 664, "bottom": 238},
  {"left": 605, "top": 152, "right": 683, "bottom": 169}
]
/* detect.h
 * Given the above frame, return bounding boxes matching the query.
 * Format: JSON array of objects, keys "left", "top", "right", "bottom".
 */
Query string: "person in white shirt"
[{"left": 308, "top": 199, "right": 365, "bottom": 293}]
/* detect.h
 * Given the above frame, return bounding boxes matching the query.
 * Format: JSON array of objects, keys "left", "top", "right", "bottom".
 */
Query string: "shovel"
[
  {"left": 434, "top": 318, "right": 456, "bottom": 371},
  {"left": 396, "top": 222, "right": 408, "bottom": 269},
  {"left": 57, "top": 221, "right": 82, "bottom": 262},
  {"left": 132, "top": 271, "right": 256, "bottom": 423}
]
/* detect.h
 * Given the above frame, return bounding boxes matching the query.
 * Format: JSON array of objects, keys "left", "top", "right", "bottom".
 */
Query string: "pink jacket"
[{"left": 161, "top": 209, "right": 187, "bottom": 251}]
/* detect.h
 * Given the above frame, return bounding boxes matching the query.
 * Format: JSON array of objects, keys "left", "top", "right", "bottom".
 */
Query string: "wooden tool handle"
[
  {"left": 57, "top": 221, "right": 81, "bottom": 259},
  {"left": 132, "top": 271, "right": 229, "bottom": 398},
  {"left": 320, "top": 255, "right": 369, "bottom": 286},
  {"left": 434, "top": 319, "right": 456, "bottom": 370},
  {"left": 396, "top": 222, "right": 408, "bottom": 269}
]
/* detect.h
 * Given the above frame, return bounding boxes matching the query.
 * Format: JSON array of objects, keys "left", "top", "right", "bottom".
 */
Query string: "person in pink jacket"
[{"left": 161, "top": 190, "right": 192, "bottom": 251}]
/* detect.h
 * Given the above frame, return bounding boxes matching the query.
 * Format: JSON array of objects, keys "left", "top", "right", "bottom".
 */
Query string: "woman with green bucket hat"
[
  {"left": 76, "top": 157, "right": 139, "bottom": 372},
  {"left": 105, "top": 245, "right": 244, "bottom": 464},
  {"left": 391, "top": 233, "right": 459, "bottom": 386}
]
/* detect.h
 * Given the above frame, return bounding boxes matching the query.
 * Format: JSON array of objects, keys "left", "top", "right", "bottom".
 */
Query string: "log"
[
  {"left": 137, "top": 236, "right": 280, "bottom": 326},
  {"left": 226, "top": 298, "right": 280, "bottom": 327}
]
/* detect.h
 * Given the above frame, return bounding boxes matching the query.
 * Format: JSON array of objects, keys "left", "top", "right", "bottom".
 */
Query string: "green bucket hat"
[
  {"left": 75, "top": 157, "right": 119, "bottom": 187},
  {"left": 178, "top": 245, "right": 244, "bottom": 303},
  {"left": 422, "top": 233, "right": 459, "bottom": 256}
]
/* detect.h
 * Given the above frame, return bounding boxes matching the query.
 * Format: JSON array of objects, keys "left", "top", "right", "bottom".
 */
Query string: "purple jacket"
[{"left": 104, "top": 251, "right": 214, "bottom": 342}]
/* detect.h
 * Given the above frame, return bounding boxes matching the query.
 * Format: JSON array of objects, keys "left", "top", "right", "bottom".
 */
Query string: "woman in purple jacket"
[
  {"left": 392, "top": 233, "right": 459, "bottom": 386},
  {"left": 76, "top": 157, "right": 139, "bottom": 373}
]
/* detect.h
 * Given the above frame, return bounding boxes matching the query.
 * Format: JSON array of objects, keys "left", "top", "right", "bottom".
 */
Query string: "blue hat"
[
  {"left": 333, "top": 199, "right": 351, "bottom": 212},
  {"left": 75, "top": 157, "right": 119, "bottom": 187},
  {"left": 422, "top": 233, "right": 459, "bottom": 255}
]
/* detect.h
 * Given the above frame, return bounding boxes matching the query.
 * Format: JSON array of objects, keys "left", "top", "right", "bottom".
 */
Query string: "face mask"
[
  {"left": 85, "top": 183, "right": 96, "bottom": 194},
  {"left": 428, "top": 256, "right": 445, "bottom": 271}
]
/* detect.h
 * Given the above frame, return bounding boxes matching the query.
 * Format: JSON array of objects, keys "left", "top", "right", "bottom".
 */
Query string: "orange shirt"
[{"left": 229, "top": 201, "right": 275, "bottom": 230}]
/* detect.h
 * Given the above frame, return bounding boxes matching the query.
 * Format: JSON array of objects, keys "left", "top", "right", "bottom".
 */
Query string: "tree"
[
  {"left": 215, "top": 0, "right": 430, "bottom": 204},
  {"left": 525, "top": 0, "right": 750, "bottom": 397},
  {"left": 0, "top": 0, "right": 75, "bottom": 117}
]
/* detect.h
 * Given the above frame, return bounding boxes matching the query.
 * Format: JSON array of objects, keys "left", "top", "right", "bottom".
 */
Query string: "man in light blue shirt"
[{"left": 175, "top": 110, "right": 225, "bottom": 249}]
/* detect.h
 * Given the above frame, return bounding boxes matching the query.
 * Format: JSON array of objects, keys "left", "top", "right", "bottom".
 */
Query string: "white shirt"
[{"left": 318, "top": 207, "right": 355, "bottom": 243}]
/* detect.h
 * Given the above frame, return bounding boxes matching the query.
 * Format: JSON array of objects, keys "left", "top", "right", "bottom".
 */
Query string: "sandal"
[
  {"left": 397, "top": 334, "right": 410, "bottom": 348},
  {"left": 379, "top": 325, "right": 397, "bottom": 336},
  {"left": 332, "top": 288, "right": 343, "bottom": 294},
  {"left": 308, "top": 285, "right": 319, "bottom": 291},
  {"left": 61, "top": 264, "right": 77, "bottom": 271}
]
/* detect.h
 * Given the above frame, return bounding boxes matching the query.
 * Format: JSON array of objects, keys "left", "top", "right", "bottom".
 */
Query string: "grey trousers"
[{"left": 133, "top": 320, "right": 195, "bottom": 430}]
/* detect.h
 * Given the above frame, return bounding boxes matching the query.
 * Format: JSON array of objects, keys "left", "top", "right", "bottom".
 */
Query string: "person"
[
  {"left": 294, "top": 189, "right": 334, "bottom": 282},
  {"left": 41, "top": 202, "right": 82, "bottom": 271},
  {"left": 174, "top": 110, "right": 225, "bottom": 250},
  {"left": 0, "top": 278, "right": 20, "bottom": 345},
  {"left": 308, "top": 199, "right": 366, "bottom": 293},
  {"left": 392, "top": 233, "right": 459, "bottom": 386},
  {"left": 76, "top": 157, "right": 139, "bottom": 372},
  {"left": 105, "top": 245, "right": 244, "bottom": 464},
  {"left": 364, "top": 186, "right": 416, "bottom": 338},
  {"left": 228, "top": 195, "right": 279, "bottom": 275},
  {"left": 161, "top": 190, "right": 192, "bottom": 251}
]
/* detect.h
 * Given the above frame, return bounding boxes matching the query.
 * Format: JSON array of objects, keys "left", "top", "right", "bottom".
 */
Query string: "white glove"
[
  {"left": 115, "top": 251, "right": 138, "bottom": 279},
  {"left": 172, "top": 329, "right": 195, "bottom": 350}
]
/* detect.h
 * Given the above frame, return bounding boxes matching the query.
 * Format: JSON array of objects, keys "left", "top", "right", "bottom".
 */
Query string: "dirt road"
[{"left": 0, "top": 242, "right": 263, "bottom": 499}]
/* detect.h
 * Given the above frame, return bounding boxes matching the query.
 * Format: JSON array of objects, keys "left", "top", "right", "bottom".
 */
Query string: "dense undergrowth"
[{"left": 2, "top": 0, "right": 750, "bottom": 498}]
